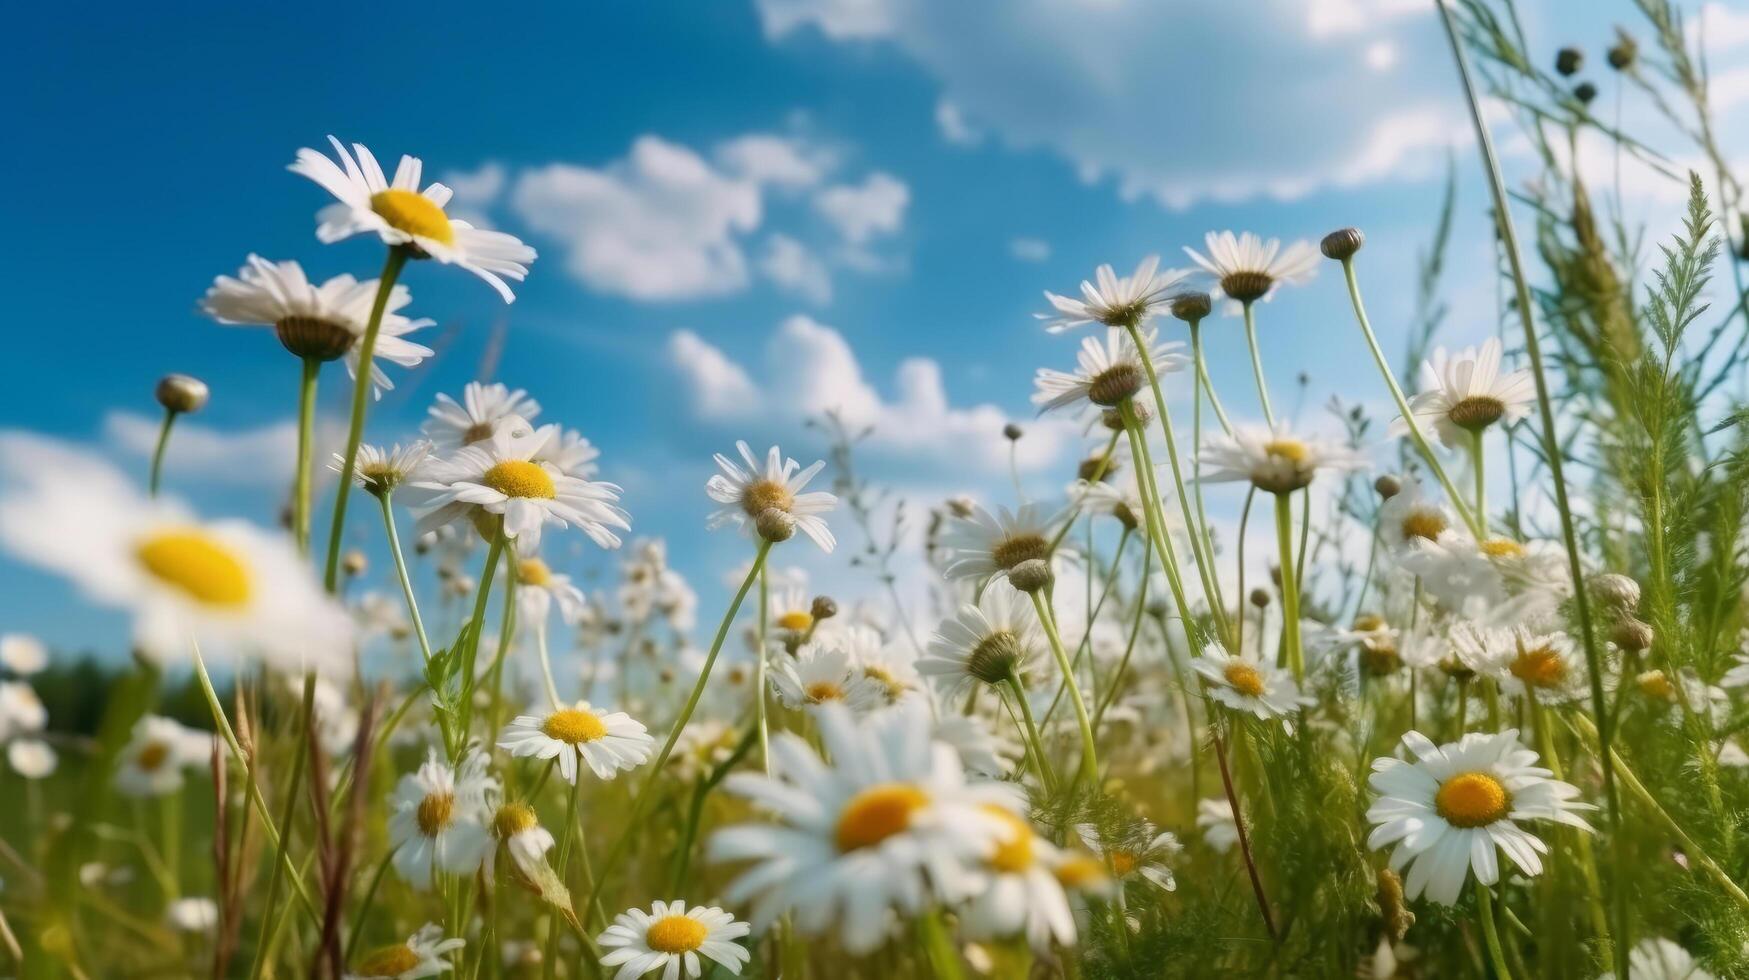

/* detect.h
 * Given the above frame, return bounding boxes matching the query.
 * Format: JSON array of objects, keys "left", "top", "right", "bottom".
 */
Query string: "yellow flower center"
[
  {"left": 354, "top": 943, "right": 422, "bottom": 977},
  {"left": 992, "top": 533, "right": 1050, "bottom": 571},
  {"left": 1401, "top": 510, "right": 1447, "bottom": 542},
  {"left": 416, "top": 793, "right": 455, "bottom": 837},
  {"left": 1434, "top": 771, "right": 1510, "bottom": 828},
  {"left": 541, "top": 708, "right": 607, "bottom": 744},
  {"left": 1510, "top": 645, "right": 1567, "bottom": 689},
  {"left": 518, "top": 559, "right": 552, "bottom": 588},
  {"left": 481, "top": 460, "right": 556, "bottom": 499},
  {"left": 1110, "top": 851, "right": 1139, "bottom": 877},
  {"left": 1480, "top": 538, "right": 1525, "bottom": 559},
  {"left": 370, "top": 188, "right": 455, "bottom": 245},
  {"left": 835, "top": 783, "right": 929, "bottom": 852},
  {"left": 1223, "top": 662, "right": 1266, "bottom": 697},
  {"left": 982, "top": 805, "right": 1035, "bottom": 872},
  {"left": 136, "top": 741, "right": 170, "bottom": 772},
  {"left": 493, "top": 802, "right": 538, "bottom": 839},
  {"left": 1055, "top": 854, "right": 1111, "bottom": 890},
  {"left": 135, "top": 530, "right": 252, "bottom": 607},
  {"left": 645, "top": 914, "right": 708, "bottom": 954},
  {"left": 740, "top": 479, "right": 794, "bottom": 518},
  {"left": 1637, "top": 670, "right": 1676, "bottom": 702},
  {"left": 1264, "top": 439, "right": 1308, "bottom": 463},
  {"left": 804, "top": 681, "right": 845, "bottom": 703},
  {"left": 863, "top": 665, "right": 908, "bottom": 701},
  {"left": 776, "top": 611, "right": 813, "bottom": 632},
  {"left": 1352, "top": 614, "right": 1387, "bottom": 633}
]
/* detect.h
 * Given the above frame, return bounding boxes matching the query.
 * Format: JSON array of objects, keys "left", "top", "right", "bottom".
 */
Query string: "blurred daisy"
[
  {"left": 771, "top": 642, "right": 884, "bottom": 713},
  {"left": 1190, "top": 642, "right": 1312, "bottom": 724},
  {"left": 766, "top": 586, "right": 817, "bottom": 641},
  {"left": 1488, "top": 630, "right": 1584, "bottom": 704},
  {"left": 931, "top": 711, "right": 1017, "bottom": 778},
  {"left": 709, "top": 701, "right": 1018, "bottom": 954},
  {"left": 1377, "top": 481, "right": 1458, "bottom": 553},
  {"left": 488, "top": 802, "right": 556, "bottom": 880},
  {"left": 388, "top": 748, "right": 497, "bottom": 888},
  {"left": 423, "top": 382, "right": 541, "bottom": 451},
  {"left": 291, "top": 136, "right": 536, "bottom": 302},
  {"left": 0, "top": 453, "right": 351, "bottom": 673},
  {"left": 918, "top": 584, "right": 1044, "bottom": 697},
  {"left": 515, "top": 555, "right": 587, "bottom": 626},
  {"left": 1200, "top": 425, "right": 1366, "bottom": 495},
  {"left": 0, "top": 634, "right": 46, "bottom": 675},
  {"left": 597, "top": 900, "right": 751, "bottom": 980},
  {"left": 1399, "top": 537, "right": 1508, "bottom": 615},
  {"left": 1366, "top": 729, "right": 1593, "bottom": 905},
  {"left": 1037, "top": 255, "right": 1192, "bottom": 333},
  {"left": 850, "top": 632, "right": 922, "bottom": 706},
  {"left": 1395, "top": 337, "right": 1535, "bottom": 449},
  {"left": 1722, "top": 639, "right": 1749, "bottom": 689},
  {"left": 1601, "top": 936, "right": 1715, "bottom": 980},
  {"left": 165, "top": 897, "right": 218, "bottom": 932},
  {"left": 337, "top": 442, "right": 430, "bottom": 498},
  {"left": 1184, "top": 230, "right": 1319, "bottom": 305},
  {"left": 8, "top": 738, "right": 55, "bottom": 779},
  {"left": 411, "top": 426, "right": 629, "bottom": 551},
  {"left": 498, "top": 701, "right": 652, "bottom": 784},
  {"left": 202, "top": 255, "right": 433, "bottom": 394},
  {"left": 116, "top": 715, "right": 213, "bottom": 797},
  {"left": 705, "top": 442, "right": 837, "bottom": 552},
  {"left": 1196, "top": 798, "right": 1239, "bottom": 853},
  {"left": 1075, "top": 822, "right": 1181, "bottom": 893},
  {"left": 346, "top": 923, "right": 465, "bottom": 980},
  {"left": 0, "top": 681, "right": 46, "bottom": 741},
  {"left": 939, "top": 501, "right": 1067, "bottom": 584},
  {"left": 960, "top": 806, "right": 1076, "bottom": 952},
  {"left": 1067, "top": 477, "right": 1160, "bottom": 534},
  {"left": 1033, "top": 327, "right": 1188, "bottom": 414},
  {"left": 534, "top": 426, "right": 603, "bottom": 480}
]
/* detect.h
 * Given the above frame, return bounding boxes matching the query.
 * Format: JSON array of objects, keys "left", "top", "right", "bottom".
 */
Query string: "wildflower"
[
  {"left": 423, "top": 382, "right": 541, "bottom": 451},
  {"left": 165, "top": 897, "right": 219, "bottom": 932},
  {"left": 839, "top": 625, "right": 921, "bottom": 705},
  {"left": 489, "top": 801, "right": 556, "bottom": 879},
  {"left": 1037, "top": 255, "right": 1191, "bottom": 332},
  {"left": 771, "top": 641, "right": 884, "bottom": 713},
  {"left": 1395, "top": 338, "right": 1535, "bottom": 450},
  {"left": 960, "top": 806, "right": 1078, "bottom": 952},
  {"left": 596, "top": 900, "right": 750, "bottom": 980},
  {"left": 0, "top": 681, "right": 46, "bottom": 741},
  {"left": 705, "top": 442, "right": 837, "bottom": 552},
  {"left": 1600, "top": 937, "right": 1715, "bottom": 980},
  {"left": 290, "top": 136, "right": 536, "bottom": 302},
  {"left": 1075, "top": 821, "right": 1182, "bottom": 892},
  {"left": 116, "top": 715, "right": 213, "bottom": 797},
  {"left": 410, "top": 425, "right": 629, "bottom": 551},
  {"left": 0, "top": 634, "right": 46, "bottom": 675},
  {"left": 202, "top": 255, "right": 433, "bottom": 392},
  {"left": 499, "top": 701, "right": 652, "bottom": 784},
  {"left": 1189, "top": 641, "right": 1313, "bottom": 723},
  {"left": 917, "top": 585, "right": 1044, "bottom": 697},
  {"left": 515, "top": 554, "right": 588, "bottom": 625},
  {"left": 8, "top": 738, "right": 55, "bottom": 779},
  {"left": 1199, "top": 425, "right": 1366, "bottom": 494},
  {"left": 931, "top": 712, "right": 1017, "bottom": 778},
  {"left": 709, "top": 701, "right": 1018, "bottom": 954},
  {"left": 1489, "top": 630, "right": 1584, "bottom": 704},
  {"left": 1196, "top": 798, "right": 1239, "bottom": 853},
  {"left": 346, "top": 923, "right": 465, "bottom": 979},
  {"left": 155, "top": 374, "right": 210, "bottom": 414},
  {"left": 766, "top": 586, "right": 816, "bottom": 640},
  {"left": 1184, "top": 231, "right": 1320, "bottom": 305},
  {"left": 1033, "top": 326, "right": 1188, "bottom": 413},
  {"left": 1366, "top": 729, "right": 1593, "bottom": 905},
  {"left": 534, "top": 426, "right": 603, "bottom": 480},
  {"left": 387, "top": 749, "right": 497, "bottom": 888},
  {"left": 1376, "top": 481, "right": 1457, "bottom": 553},
  {"left": 336, "top": 442, "right": 430, "bottom": 498},
  {"left": 939, "top": 500, "right": 1067, "bottom": 584}
]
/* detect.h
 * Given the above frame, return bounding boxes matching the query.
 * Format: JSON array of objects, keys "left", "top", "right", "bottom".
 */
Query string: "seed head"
[
  {"left": 810, "top": 596, "right": 839, "bottom": 621},
  {"left": 1556, "top": 46, "right": 1584, "bottom": 76},
  {"left": 1008, "top": 558, "right": 1053, "bottom": 594},
  {"left": 1249, "top": 588, "right": 1271, "bottom": 609},
  {"left": 155, "top": 374, "right": 210, "bottom": 414},
  {"left": 1575, "top": 81, "right": 1598, "bottom": 105},
  {"left": 1320, "top": 227, "right": 1365, "bottom": 261},
  {"left": 1608, "top": 32, "right": 1637, "bottom": 71}
]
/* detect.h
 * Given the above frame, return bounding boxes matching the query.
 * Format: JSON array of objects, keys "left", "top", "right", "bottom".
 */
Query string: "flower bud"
[
  {"left": 342, "top": 550, "right": 368, "bottom": 577},
  {"left": 1249, "top": 588, "right": 1271, "bottom": 609},
  {"left": 755, "top": 507, "right": 796, "bottom": 544},
  {"left": 1611, "top": 617, "right": 1654, "bottom": 653},
  {"left": 1008, "top": 558, "right": 1053, "bottom": 594},
  {"left": 1374, "top": 474, "right": 1402, "bottom": 500},
  {"left": 1556, "top": 46, "right": 1583, "bottom": 76},
  {"left": 1589, "top": 573, "right": 1641, "bottom": 612},
  {"left": 1607, "top": 33, "right": 1637, "bottom": 71},
  {"left": 1574, "top": 81, "right": 1598, "bottom": 105},
  {"left": 1320, "top": 227, "right": 1365, "bottom": 261},
  {"left": 810, "top": 596, "right": 838, "bottom": 621},
  {"left": 1003, "top": 423, "right": 1024, "bottom": 441},
  {"left": 155, "top": 374, "right": 210, "bottom": 414}
]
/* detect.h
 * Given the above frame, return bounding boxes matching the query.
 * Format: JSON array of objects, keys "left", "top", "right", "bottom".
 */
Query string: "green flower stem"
[
  {"left": 293, "top": 357, "right": 320, "bottom": 552},
  {"left": 1241, "top": 301, "right": 1275, "bottom": 428},
  {"left": 1125, "top": 321, "right": 1230, "bottom": 640},
  {"left": 1474, "top": 882, "right": 1514, "bottom": 980},
  {"left": 542, "top": 765, "right": 586, "bottom": 980},
  {"left": 1118, "top": 405, "right": 1194, "bottom": 632},
  {"left": 756, "top": 565, "right": 771, "bottom": 774},
  {"left": 344, "top": 845, "right": 401, "bottom": 962},
  {"left": 378, "top": 492, "right": 434, "bottom": 664},
  {"left": 457, "top": 527, "right": 507, "bottom": 745},
  {"left": 1272, "top": 493, "right": 1304, "bottom": 681},
  {"left": 1188, "top": 318, "right": 1233, "bottom": 435},
  {"left": 1336, "top": 258, "right": 1481, "bottom": 538},
  {"left": 1528, "top": 694, "right": 1611, "bottom": 968},
  {"left": 485, "top": 566, "right": 519, "bottom": 747},
  {"left": 1092, "top": 543, "right": 1152, "bottom": 732},
  {"left": 1047, "top": 430, "right": 1122, "bottom": 554},
  {"left": 247, "top": 670, "right": 318, "bottom": 980},
  {"left": 1470, "top": 429, "right": 1488, "bottom": 537},
  {"left": 1005, "top": 672, "right": 1057, "bottom": 792},
  {"left": 147, "top": 407, "right": 178, "bottom": 498},
  {"left": 588, "top": 538, "right": 772, "bottom": 913},
  {"left": 534, "top": 619, "right": 563, "bottom": 710},
  {"left": 917, "top": 907, "right": 966, "bottom": 980},
  {"left": 322, "top": 246, "right": 409, "bottom": 592},
  {"left": 1031, "top": 591, "right": 1098, "bottom": 789},
  {"left": 1041, "top": 528, "right": 1128, "bottom": 728}
]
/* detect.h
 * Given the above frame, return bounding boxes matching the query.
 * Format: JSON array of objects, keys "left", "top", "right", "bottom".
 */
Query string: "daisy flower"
[
  {"left": 1075, "top": 821, "right": 1182, "bottom": 892},
  {"left": 845, "top": 626, "right": 922, "bottom": 705},
  {"left": 0, "top": 681, "right": 46, "bottom": 741},
  {"left": 597, "top": 900, "right": 751, "bottom": 980},
  {"left": 8, "top": 738, "right": 56, "bottom": 779},
  {"left": 116, "top": 715, "right": 213, "bottom": 797},
  {"left": 488, "top": 801, "right": 556, "bottom": 880},
  {"left": 959, "top": 806, "right": 1077, "bottom": 952},
  {"left": 1395, "top": 337, "right": 1535, "bottom": 449},
  {"left": 410, "top": 425, "right": 630, "bottom": 551},
  {"left": 1365, "top": 729, "right": 1594, "bottom": 906},
  {"left": 1488, "top": 630, "right": 1585, "bottom": 704},
  {"left": 1184, "top": 230, "right": 1320, "bottom": 305},
  {"left": 917, "top": 584, "right": 1045, "bottom": 697},
  {"left": 534, "top": 426, "right": 603, "bottom": 480},
  {"left": 1037, "top": 255, "right": 1192, "bottom": 333},
  {"left": 346, "top": 923, "right": 466, "bottom": 980},
  {"left": 336, "top": 442, "right": 431, "bottom": 498},
  {"left": 387, "top": 748, "right": 497, "bottom": 889},
  {"left": 1196, "top": 798, "right": 1240, "bottom": 854},
  {"left": 423, "top": 382, "right": 542, "bottom": 451},
  {"left": 931, "top": 711, "right": 1017, "bottom": 778},
  {"left": 1033, "top": 326, "right": 1189, "bottom": 414},
  {"left": 709, "top": 701, "right": 1019, "bottom": 954},
  {"left": 0, "top": 633, "right": 46, "bottom": 675},
  {"left": 0, "top": 448, "right": 353, "bottom": 674},
  {"left": 1399, "top": 536, "right": 1509, "bottom": 616},
  {"left": 939, "top": 500, "right": 1067, "bottom": 584},
  {"left": 1602, "top": 937, "right": 1716, "bottom": 980},
  {"left": 1199, "top": 425, "right": 1366, "bottom": 495},
  {"left": 498, "top": 701, "right": 653, "bottom": 784},
  {"left": 202, "top": 255, "right": 433, "bottom": 394},
  {"left": 165, "top": 897, "right": 219, "bottom": 932},
  {"left": 766, "top": 586, "right": 817, "bottom": 640},
  {"left": 1189, "top": 642, "right": 1313, "bottom": 724},
  {"left": 770, "top": 641, "right": 885, "bottom": 713},
  {"left": 290, "top": 136, "right": 536, "bottom": 302},
  {"left": 1377, "top": 480, "right": 1459, "bottom": 553},
  {"left": 515, "top": 554, "right": 588, "bottom": 626},
  {"left": 705, "top": 442, "right": 837, "bottom": 552}
]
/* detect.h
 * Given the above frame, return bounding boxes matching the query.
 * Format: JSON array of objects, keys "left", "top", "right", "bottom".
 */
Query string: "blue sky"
[{"left": 4, "top": 0, "right": 1745, "bottom": 657}]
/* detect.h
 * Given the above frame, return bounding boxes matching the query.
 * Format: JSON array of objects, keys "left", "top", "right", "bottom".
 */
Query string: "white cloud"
[
  {"left": 934, "top": 99, "right": 982, "bottom": 146},
  {"left": 759, "top": 234, "right": 834, "bottom": 304},
  {"left": 716, "top": 134, "right": 835, "bottom": 188},
  {"left": 813, "top": 173, "right": 909, "bottom": 245},
  {"left": 1695, "top": 2, "right": 1749, "bottom": 52},
  {"left": 101, "top": 411, "right": 325, "bottom": 489},
  {"left": 667, "top": 315, "right": 1074, "bottom": 474},
  {"left": 1009, "top": 237, "right": 1051, "bottom": 262},
  {"left": 755, "top": 0, "right": 1475, "bottom": 207}
]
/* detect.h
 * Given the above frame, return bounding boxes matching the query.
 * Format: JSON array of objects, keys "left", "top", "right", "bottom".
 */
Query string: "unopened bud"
[
  {"left": 810, "top": 596, "right": 838, "bottom": 621},
  {"left": 1556, "top": 46, "right": 1584, "bottom": 76},
  {"left": 1374, "top": 474, "right": 1402, "bottom": 500},
  {"left": 1574, "top": 81, "right": 1598, "bottom": 105},
  {"left": 1607, "top": 33, "right": 1637, "bottom": 71},
  {"left": 1003, "top": 423, "right": 1024, "bottom": 441},
  {"left": 155, "top": 374, "right": 210, "bottom": 414},
  {"left": 342, "top": 550, "right": 368, "bottom": 577},
  {"left": 755, "top": 507, "right": 796, "bottom": 543},
  {"left": 1249, "top": 588, "right": 1271, "bottom": 609},
  {"left": 1589, "top": 573, "right": 1641, "bottom": 612},
  {"left": 1008, "top": 558, "right": 1053, "bottom": 594},
  {"left": 1320, "top": 227, "right": 1365, "bottom": 261},
  {"left": 1612, "top": 617, "right": 1654, "bottom": 653}
]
